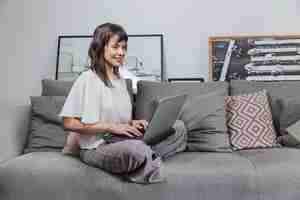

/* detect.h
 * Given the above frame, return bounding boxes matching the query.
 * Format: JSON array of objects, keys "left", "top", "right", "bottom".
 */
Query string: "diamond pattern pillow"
[{"left": 225, "top": 90, "right": 278, "bottom": 150}]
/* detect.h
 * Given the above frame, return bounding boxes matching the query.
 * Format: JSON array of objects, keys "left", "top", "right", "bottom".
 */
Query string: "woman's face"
[{"left": 104, "top": 34, "right": 127, "bottom": 68}]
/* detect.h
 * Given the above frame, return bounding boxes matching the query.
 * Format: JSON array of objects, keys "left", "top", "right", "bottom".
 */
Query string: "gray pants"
[{"left": 80, "top": 120, "right": 187, "bottom": 183}]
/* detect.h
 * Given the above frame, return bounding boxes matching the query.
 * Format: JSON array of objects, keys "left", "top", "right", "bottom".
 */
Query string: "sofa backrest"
[
  {"left": 21, "top": 78, "right": 134, "bottom": 155},
  {"left": 41, "top": 78, "right": 134, "bottom": 104},
  {"left": 135, "top": 80, "right": 229, "bottom": 121},
  {"left": 230, "top": 80, "right": 300, "bottom": 133}
]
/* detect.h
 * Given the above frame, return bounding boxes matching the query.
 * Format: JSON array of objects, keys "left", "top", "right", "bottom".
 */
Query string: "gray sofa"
[{"left": 1, "top": 79, "right": 300, "bottom": 200}]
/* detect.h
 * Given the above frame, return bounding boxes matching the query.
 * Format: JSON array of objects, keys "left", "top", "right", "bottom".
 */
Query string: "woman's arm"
[
  {"left": 63, "top": 117, "right": 143, "bottom": 137},
  {"left": 63, "top": 117, "right": 110, "bottom": 135}
]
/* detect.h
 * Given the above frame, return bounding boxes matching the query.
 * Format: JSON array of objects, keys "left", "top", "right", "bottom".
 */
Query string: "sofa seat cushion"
[
  {"left": 0, "top": 152, "right": 257, "bottom": 200},
  {"left": 0, "top": 152, "right": 124, "bottom": 200},
  {"left": 238, "top": 148, "right": 300, "bottom": 200},
  {"left": 160, "top": 152, "right": 257, "bottom": 200}
]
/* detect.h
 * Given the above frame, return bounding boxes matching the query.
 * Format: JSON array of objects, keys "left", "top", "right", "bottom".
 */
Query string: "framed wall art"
[
  {"left": 55, "top": 34, "right": 164, "bottom": 90},
  {"left": 209, "top": 35, "right": 300, "bottom": 81}
]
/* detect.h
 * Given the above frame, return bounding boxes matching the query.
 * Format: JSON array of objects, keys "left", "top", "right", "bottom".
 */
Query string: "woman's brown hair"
[{"left": 88, "top": 23, "right": 128, "bottom": 87}]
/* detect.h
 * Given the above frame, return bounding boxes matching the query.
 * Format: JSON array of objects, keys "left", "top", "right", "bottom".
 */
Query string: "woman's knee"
[
  {"left": 119, "top": 140, "right": 148, "bottom": 163},
  {"left": 106, "top": 140, "right": 149, "bottom": 174}
]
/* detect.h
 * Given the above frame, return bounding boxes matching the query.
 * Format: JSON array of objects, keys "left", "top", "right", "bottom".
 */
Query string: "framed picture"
[
  {"left": 209, "top": 35, "right": 300, "bottom": 81},
  {"left": 55, "top": 34, "right": 165, "bottom": 88}
]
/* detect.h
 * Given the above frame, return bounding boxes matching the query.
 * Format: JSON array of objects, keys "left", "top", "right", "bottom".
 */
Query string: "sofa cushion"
[
  {"left": 180, "top": 91, "right": 231, "bottom": 152},
  {"left": 277, "top": 119, "right": 300, "bottom": 147},
  {"left": 0, "top": 152, "right": 123, "bottom": 200},
  {"left": 277, "top": 95, "right": 300, "bottom": 130},
  {"left": 230, "top": 80, "right": 300, "bottom": 134},
  {"left": 225, "top": 90, "right": 278, "bottom": 150},
  {"left": 161, "top": 152, "right": 257, "bottom": 200},
  {"left": 135, "top": 81, "right": 231, "bottom": 152},
  {"left": 238, "top": 148, "right": 300, "bottom": 200},
  {"left": 24, "top": 96, "right": 67, "bottom": 153},
  {"left": 42, "top": 79, "right": 74, "bottom": 96},
  {"left": 0, "top": 151, "right": 257, "bottom": 200},
  {"left": 42, "top": 78, "right": 134, "bottom": 105},
  {"left": 136, "top": 81, "right": 228, "bottom": 121},
  {"left": 276, "top": 96, "right": 300, "bottom": 147}
]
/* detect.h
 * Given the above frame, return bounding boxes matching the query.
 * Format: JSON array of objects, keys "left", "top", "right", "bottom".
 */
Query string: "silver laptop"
[
  {"left": 106, "top": 94, "right": 187, "bottom": 145},
  {"left": 142, "top": 94, "right": 187, "bottom": 144}
]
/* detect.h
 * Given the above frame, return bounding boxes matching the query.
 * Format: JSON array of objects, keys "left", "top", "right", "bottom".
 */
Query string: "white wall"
[{"left": 1, "top": 0, "right": 300, "bottom": 105}]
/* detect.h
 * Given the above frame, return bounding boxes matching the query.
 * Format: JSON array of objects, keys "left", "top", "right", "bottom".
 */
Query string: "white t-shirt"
[{"left": 59, "top": 70, "right": 132, "bottom": 149}]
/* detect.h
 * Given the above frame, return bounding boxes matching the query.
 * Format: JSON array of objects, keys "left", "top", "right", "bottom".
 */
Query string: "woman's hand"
[
  {"left": 107, "top": 123, "right": 144, "bottom": 138},
  {"left": 63, "top": 117, "right": 146, "bottom": 138},
  {"left": 130, "top": 120, "right": 149, "bottom": 131}
]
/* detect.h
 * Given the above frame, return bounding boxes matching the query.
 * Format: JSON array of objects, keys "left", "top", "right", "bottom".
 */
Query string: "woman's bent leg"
[
  {"left": 80, "top": 139, "right": 165, "bottom": 184},
  {"left": 80, "top": 140, "right": 147, "bottom": 174},
  {"left": 151, "top": 120, "right": 187, "bottom": 160}
]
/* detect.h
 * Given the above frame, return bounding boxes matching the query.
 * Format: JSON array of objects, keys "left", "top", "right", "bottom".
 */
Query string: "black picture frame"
[{"left": 55, "top": 34, "right": 165, "bottom": 83}]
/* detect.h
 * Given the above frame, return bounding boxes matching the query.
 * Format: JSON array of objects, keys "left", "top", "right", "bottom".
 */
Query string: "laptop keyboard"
[{"left": 104, "top": 135, "right": 144, "bottom": 144}]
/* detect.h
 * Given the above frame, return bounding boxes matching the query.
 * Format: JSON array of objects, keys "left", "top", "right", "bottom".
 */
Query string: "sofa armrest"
[{"left": 0, "top": 102, "right": 30, "bottom": 164}]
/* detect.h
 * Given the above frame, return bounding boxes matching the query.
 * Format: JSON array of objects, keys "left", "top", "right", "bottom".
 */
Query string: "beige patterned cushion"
[{"left": 225, "top": 90, "right": 278, "bottom": 150}]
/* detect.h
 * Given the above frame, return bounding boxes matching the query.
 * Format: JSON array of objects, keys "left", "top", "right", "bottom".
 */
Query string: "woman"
[{"left": 60, "top": 23, "right": 187, "bottom": 184}]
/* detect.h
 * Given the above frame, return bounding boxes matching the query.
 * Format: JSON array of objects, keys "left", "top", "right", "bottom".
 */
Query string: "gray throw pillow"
[
  {"left": 278, "top": 119, "right": 300, "bottom": 147},
  {"left": 278, "top": 96, "right": 300, "bottom": 130},
  {"left": 277, "top": 96, "right": 300, "bottom": 147},
  {"left": 135, "top": 80, "right": 228, "bottom": 120},
  {"left": 180, "top": 91, "right": 231, "bottom": 152},
  {"left": 135, "top": 80, "right": 231, "bottom": 152},
  {"left": 24, "top": 96, "right": 67, "bottom": 153},
  {"left": 42, "top": 79, "right": 74, "bottom": 96}
]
